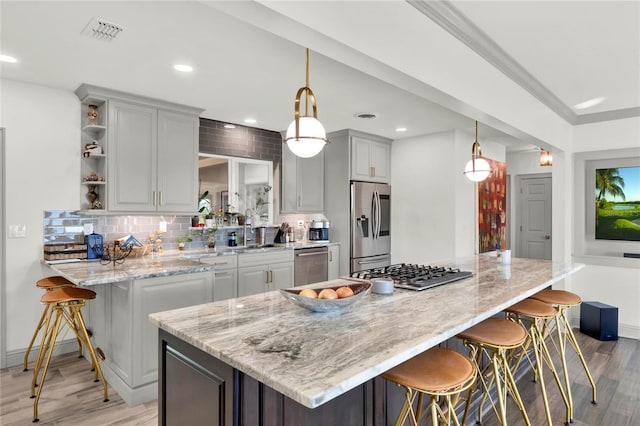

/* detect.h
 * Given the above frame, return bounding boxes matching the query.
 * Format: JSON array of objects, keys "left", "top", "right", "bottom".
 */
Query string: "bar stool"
[
  {"left": 530, "top": 289, "right": 597, "bottom": 424},
  {"left": 457, "top": 317, "right": 530, "bottom": 426},
  {"left": 383, "top": 347, "right": 476, "bottom": 426},
  {"left": 504, "top": 298, "right": 570, "bottom": 425},
  {"left": 30, "top": 286, "right": 108, "bottom": 423},
  {"left": 23, "top": 276, "right": 79, "bottom": 372}
]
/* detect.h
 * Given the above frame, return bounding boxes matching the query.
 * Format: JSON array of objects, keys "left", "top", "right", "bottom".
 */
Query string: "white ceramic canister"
[{"left": 370, "top": 278, "right": 394, "bottom": 295}]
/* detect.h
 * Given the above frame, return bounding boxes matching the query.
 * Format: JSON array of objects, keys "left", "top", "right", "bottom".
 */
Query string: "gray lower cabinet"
[
  {"left": 238, "top": 251, "right": 294, "bottom": 297},
  {"left": 198, "top": 255, "right": 238, "bottom": 301},
  {"left": 328, "top": 245, "right": 340, "bottom": 280},
  {"left": 85, "top": 272, "right": 214, "bottom": 405}
]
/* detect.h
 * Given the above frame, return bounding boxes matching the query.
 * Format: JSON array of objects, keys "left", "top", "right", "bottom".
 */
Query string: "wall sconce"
[
  {"left": 464, "top": 121, "right": 491, "bottom": 182},
  {"left": 283, "top": 48, "right": 329, "bottom": 158},
  {"left": 540, "top": 149, "right": 553, "bottom": 166}
]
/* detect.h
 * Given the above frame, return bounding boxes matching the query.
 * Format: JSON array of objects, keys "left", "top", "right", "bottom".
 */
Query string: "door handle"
[
  {"left": 296, "top": 252, "right": 329, "bottom": 257},
  {"left": 544, "top": 235, "right": 551, "bottom": 240}
]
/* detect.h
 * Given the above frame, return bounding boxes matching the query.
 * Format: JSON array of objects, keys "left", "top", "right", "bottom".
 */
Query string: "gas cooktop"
[{"left": 351, "top": 263, "right": 473, "bottom": 291}]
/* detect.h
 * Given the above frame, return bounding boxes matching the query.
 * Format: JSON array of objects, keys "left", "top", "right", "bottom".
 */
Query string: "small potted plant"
[{"left": 177, "top": 235, "right": 192, "bottom": 251}]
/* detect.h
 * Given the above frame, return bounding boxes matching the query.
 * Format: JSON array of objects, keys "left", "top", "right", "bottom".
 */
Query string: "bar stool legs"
[
  {"left": 30, "top": 287, "right": 108, "bottom": 423},
  {"left": 458, "top": 317, "right": 530, "bottom": 426},
  {"left": 505, "top": 298, "right": 571, "bottom": 425},
  {"left": 383, "top": 347, "right": 476, "bottom": 426},
  {"left": 532, "top": 289, "right": 597, "bottom": 424}
]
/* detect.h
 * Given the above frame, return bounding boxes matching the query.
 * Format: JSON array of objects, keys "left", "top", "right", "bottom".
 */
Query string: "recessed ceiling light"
[
  {"left": 354, "top": 112, "right": 377, "bottom": 119},
  {"left": 173, "top": 64, "right": 193, "bottom": 73},
  {"left": 244, "top": 118, "right": 256, "bottom": 124},
  {"left": 574, "top": 96, "right": 606, "bottom": 110},
  {"left": 395, "top": 127, "right": 407, "bottom": 132},
  {"left": 224, "top": 124, "right": 236, "bottom": 129},
  {"left": 0, "top": 54, "right": 18, "bottom": 63}
]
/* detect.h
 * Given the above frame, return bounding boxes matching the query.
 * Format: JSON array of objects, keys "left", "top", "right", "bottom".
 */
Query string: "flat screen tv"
[{"left": 595, "top": 166, "right": 640, "bottom": 241}]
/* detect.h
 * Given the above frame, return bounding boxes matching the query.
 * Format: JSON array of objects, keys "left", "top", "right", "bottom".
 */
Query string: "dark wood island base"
[{"left": 158, "top": 329, "right": 407, "bottom": 426}]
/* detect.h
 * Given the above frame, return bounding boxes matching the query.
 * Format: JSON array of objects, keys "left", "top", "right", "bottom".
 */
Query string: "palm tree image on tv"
[{"left": 595, "top": 167, "right": 640, "bottom": 241}]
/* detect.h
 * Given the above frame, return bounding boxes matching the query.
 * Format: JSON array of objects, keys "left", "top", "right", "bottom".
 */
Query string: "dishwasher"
[{"left": 294, "top": 246, "right": 329, "bottom": 286}]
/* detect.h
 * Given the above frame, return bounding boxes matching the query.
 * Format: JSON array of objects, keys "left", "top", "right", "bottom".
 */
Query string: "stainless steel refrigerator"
[{"left": 350, "top": 181, "right": 391, "bottom": 273}]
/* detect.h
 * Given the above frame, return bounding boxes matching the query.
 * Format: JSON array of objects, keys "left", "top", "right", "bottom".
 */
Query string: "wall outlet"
[
  {"left": 297, "top": 220, "right": 304, "bottom": 228},
  {"left": 8, "top": 224, "right": 26, "bottom": 238}
]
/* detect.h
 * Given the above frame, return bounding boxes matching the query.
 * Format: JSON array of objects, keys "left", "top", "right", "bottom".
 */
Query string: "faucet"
[{"left": 243, "top": 223, "right": 254, "bottom": 247}]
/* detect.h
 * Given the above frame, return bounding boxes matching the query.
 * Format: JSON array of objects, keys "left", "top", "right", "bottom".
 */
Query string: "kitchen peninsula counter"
[
  {"left": 41, "top": 241, "right": 339, "bottom": 286},
  {"left": 150, "top": 256, "right": 584, "bottom": 425}
]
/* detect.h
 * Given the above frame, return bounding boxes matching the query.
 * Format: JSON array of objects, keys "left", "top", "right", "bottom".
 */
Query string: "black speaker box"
[{"left": 580, "top": 301, "right": 618, "bottom": 341}]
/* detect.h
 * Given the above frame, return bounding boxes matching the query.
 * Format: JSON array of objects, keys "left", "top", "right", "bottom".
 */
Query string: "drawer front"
[
  {"left": 238, "top": 250, "right": 294, "bottom": 267},
  {"left": 198, "top": 254, "right": 238, "bottom": 270}
]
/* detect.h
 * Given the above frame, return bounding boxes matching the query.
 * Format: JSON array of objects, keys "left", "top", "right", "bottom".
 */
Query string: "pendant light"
[
  {"left": 539, "top": 148, "right": 553, "bottom": 166},
  {"left": 283, "top": 48, "right": 329, "bottom": 158},
  {"left": 464, "top": 121, "right": 491, "bottom": 182}
]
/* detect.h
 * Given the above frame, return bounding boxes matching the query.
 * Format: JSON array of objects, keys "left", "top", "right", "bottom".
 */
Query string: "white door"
[{"left": 519, "top": 175, "right": 552, "bottom": 259}]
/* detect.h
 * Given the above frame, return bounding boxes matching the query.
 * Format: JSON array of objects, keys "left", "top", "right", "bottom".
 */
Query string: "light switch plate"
[
  {"left": 297, "top": 220, "right": 304, "bottom": 228},
  {"left": 8, "top": 224, "right": 26, "bottom": 238}
]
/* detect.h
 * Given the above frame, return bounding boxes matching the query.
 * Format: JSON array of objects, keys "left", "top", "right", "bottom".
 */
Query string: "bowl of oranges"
[{"left": 279, "top": 280, "right": 371, "bottom": 313}]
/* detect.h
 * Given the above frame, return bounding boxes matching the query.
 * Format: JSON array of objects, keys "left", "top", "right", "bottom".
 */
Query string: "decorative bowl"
[{"left": 279, "top": 281, "right": 371, "bottom": 313}]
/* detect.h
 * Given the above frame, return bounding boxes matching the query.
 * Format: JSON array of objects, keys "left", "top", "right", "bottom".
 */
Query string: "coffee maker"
[{"left": 308, "top": 220, "right": 330, "bottom": 241}]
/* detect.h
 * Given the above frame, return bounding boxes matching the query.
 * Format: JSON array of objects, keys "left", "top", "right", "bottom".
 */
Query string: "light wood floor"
[{"left": 1, "top": 332, "right": 638, "bottom": 425}]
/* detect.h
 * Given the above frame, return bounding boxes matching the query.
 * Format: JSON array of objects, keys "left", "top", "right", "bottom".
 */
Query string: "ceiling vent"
[
  {"left": 355, "top": 112, "right": 377, "bottom": 119},
  {"left": 81, "top": 17, "right": 125, "bottom": 41}
]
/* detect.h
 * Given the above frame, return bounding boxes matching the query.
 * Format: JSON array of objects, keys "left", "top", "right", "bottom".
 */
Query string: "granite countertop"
[
  {"left": 42, "top": 252, "right": 219, "bottom": 286},
  {"left": 149, "top": 256, "right": 584, "bottom": 409},
  {"left": 42, "top": 241, "right": 340, "bottom": 286}
]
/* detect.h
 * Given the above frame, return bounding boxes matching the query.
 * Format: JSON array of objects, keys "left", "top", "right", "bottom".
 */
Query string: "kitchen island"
[{"left": 149, "top": 256, "right": 584, "bottom": 426}]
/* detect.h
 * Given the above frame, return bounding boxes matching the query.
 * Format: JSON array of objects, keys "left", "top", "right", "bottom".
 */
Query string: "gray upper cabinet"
[
  {"left": 76, "top": 84, "right": 203, "bottom": 213},
  {"left": 351, "top": 136, "right": 391, "bottom": 183},
  {"left": 281, "top": 144, "right": 324, "bottom": 213}
]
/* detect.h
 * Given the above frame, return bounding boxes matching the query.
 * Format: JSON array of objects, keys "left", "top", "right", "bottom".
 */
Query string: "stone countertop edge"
[{"left": 148, "top": 257, "right": 585, "bottom": 409}]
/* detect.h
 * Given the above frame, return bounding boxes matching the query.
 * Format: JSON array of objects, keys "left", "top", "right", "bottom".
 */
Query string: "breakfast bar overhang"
[{"left": 150, "top": 256, "right": 584, "bottom": 426}]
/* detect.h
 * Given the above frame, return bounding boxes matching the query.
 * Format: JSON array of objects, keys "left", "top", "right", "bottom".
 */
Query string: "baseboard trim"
[
  {"left": 100, "top": 361, "right": 157, "bottom": 406},
  {"left": 5, "top": 338, "right": 80, "bottom": 369}
]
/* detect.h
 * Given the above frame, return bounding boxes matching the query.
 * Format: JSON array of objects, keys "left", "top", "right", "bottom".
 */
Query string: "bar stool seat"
[
  {"left": 530, "top": 289, "right": 597, "bottom": 424},
  {"left": 31, "top": 286, "right": 108, "bottom": 422},
  {"left": 23, "top": 276, "right": 77, "bottom": 372},
  {"left": 383, "top": 347, "right": 476, "bottom": 425},
  {"left": 505, "top": 298, "right": 570, "bottom": 425},
  {"left": 457, "top": 317, "right": 530, "bottom": 426},
  {"left": 531, "top": 289, "right": 581, "bottom": 306}
]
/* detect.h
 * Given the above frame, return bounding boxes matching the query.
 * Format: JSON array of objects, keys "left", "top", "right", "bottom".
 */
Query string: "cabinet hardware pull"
[
  {"left": 329, "top": 251, "right": 333, "bottom": 262},
  {"left": 265, "top": 270, "right": 269, "bottom": 284},
  {"left": 296, "top": 252, "right": 328, "bottom": 257},
  {"left": 215, "top": 272, "right": 229, "bottom": 277},
  {"left": 298, "top": 195, "right": 301, "bottom": 207},
  {"left": 370, "top": 166, "right": 375, "bottom": 177},
  {"left": 152, "top": 191, "right": 157, "bottom": 207},
  {"left": 160, "top": 191, "right": 164, "bottom": 206},
  {"left": 269, "top": 270, "right": 273, "bottom": 283}
]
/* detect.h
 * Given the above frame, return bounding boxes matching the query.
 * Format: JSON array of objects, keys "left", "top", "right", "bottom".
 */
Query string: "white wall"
[
  {"left": 567, "top": 117, "right": 640, "bottom": 338},
  {"left": 391, "top": 130, "right": 505, "bottom": 264},
  {"left": 0, "top": 79, "right": 80, "bottom": 354}
]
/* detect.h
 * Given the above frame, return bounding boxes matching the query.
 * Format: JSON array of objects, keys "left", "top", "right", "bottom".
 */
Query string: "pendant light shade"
[
  {"left": 539, "top": 149, "right": 553, "bottom": 166},
  {"left": 283, "top": 48, "right": 329, "bottom": 158},
  {"left": 464, "top": 121, "right": 491, "bottom": 182}
]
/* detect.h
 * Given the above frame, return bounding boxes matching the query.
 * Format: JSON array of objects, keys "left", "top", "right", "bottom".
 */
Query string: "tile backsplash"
[{"left": 43, "top": 210, "right": 282, "bottom": 251}]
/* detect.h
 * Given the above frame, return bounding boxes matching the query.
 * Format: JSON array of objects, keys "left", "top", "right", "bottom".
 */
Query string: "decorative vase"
[{"left": 86, "top": 105, "right": 99, "bottom": 126}]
